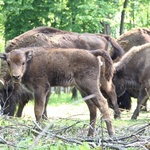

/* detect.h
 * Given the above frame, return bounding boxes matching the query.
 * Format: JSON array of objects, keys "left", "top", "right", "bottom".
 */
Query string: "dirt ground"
[{"left": 22, "top": 99, "right": 150, "bottom": 120}]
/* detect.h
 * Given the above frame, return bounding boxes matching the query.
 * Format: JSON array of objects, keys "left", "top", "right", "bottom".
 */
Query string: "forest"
[
  {"left": 0, "top": 0, "right": 150, "bottom": 50},
  {"left": 0, "top": 0, "right": 150, "bottom": 150}
]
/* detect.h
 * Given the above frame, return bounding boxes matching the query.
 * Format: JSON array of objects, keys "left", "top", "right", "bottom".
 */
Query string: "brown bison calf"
[{"left": 0, "top": 47, "right": 115, "bottom": 136}]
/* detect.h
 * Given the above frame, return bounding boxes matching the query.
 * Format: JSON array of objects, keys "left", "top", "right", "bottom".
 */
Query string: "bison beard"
[{"left": 0, "top": 47, "right": 115, "bottom": 136}]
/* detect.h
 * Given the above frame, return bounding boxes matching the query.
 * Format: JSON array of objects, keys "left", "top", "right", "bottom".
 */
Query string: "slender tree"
[{"left": 120, "top": 0, "right": 129, "bottom": 35}]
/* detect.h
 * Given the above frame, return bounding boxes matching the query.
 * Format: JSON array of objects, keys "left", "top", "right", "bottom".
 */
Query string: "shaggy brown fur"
[
  {"left": 113, "top": 43, "right": 150, "bottom": 119},
  {"left": 0, "top": 26, "right": 122, "bottom": 119},
  {"left": 0, "top": 47, "right": 115, "bottom": 136},
  {"left": 117, "top": 27, "right": 150, "bottom": 52},
  {"left": 116, "top": 28, "right": 150, "bottom": 110},
  {"left": 6, "top": 26, "right": 124, "bottom": 59}
]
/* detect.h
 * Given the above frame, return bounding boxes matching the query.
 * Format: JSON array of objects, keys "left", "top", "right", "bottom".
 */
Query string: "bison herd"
[{"left": 0, "top": 26, "right": 150, "bottom": 136}]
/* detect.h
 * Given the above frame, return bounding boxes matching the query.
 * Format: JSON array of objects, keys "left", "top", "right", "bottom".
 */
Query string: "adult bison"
[
  {"left": 117, "top": 27, "right": 150, "bottom": 52},
  {"left": 0, "top": 26, "right": 123, "bottom": 118},
  {"left": 113, "top": 43, "right": 150, "bottom": 119},
  {"left": 0, "top": 47, "right": 115, "bottom": 136},
  {"left": 116, "top": 27, "right": 150, "bottom": 111},
  {"left": 5, "top": 26, "right": 124, "bottom": 59}
]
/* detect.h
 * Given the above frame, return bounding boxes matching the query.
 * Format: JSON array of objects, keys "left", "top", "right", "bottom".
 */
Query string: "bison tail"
[
  {"left": 104, "top": 35, "right": 125, "bottom": 60},
  {"left": 91, "top": 49, "right": 114, "bottom": 81}
]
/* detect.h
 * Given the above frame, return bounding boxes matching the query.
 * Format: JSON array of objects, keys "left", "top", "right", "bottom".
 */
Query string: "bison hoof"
[
  {"left": 42, "top": 114, "right": 48, "bottom": 120},
  {"left": 131, "top": 115, "right": 137, "bottom": 120},
  {"left": 114, "top": 114, "right": 121, "bottom": 119}
]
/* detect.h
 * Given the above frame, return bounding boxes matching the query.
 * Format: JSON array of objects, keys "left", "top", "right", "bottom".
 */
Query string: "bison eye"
[{"left": 22, "top": 62, "right": 25, "bottom": 65}]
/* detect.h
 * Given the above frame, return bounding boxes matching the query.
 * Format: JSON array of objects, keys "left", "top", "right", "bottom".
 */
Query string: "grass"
[
  {"left": 48, "top": 91, "right": 77, "bottom": 105},
  {"left": 27, "top": 91, "right": 82, "bottom": 106},
  {"left": 0, "top": 92, "right": 150, "bottom": 150}
]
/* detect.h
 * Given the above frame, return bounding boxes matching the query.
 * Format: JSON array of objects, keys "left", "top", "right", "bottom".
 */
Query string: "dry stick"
[
  {"left": 102, "top": 123, "right": 150, "bottom": 143},
  {"left": 72, "top": 94, "right": 96, "bottom": 104},
  {"left": 32, "top": 120, "right": 99, "bottom": 148},
  {"left": 31, "top": 120, "right": 83, "bottom": 147},
  {"left": 30, "top": 94, "right": 96, "bottom": 148},
  {"left": 145, "top": 88, "right": 150, "bottom": 99},
  {"left": 102, "top": 123, "right": 150, "bottom": 149},
  {"left": 134, "top": 123, "right": 150, "bottom": 135},
  {"left": 0, "top": 136, "right": 11, "bottom": 144},
  {"left": 81, "top": 123, "right": 150, "bottom": 149},
  {"left": 125, "top": 141, "right": 149, "bottom": 149},
  {"left": 54, "top": 121, "right": 82, "bottom": 134},
  {"left": 28, "top": 94, "right": 150, "bottom": 149},
  {"left": 0, "top": 136, "right": 27, "bottom": 149},
  {"left": 31, "top": 121, "right": 51, "bottom": 149},
  {"left": 145, "top": 88, "right": 150, "bottom": 105}
]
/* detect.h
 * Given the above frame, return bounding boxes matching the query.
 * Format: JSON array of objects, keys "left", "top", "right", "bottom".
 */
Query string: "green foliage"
[
  {"left": 0, "top": 0, "right": 150, "bottom": 42},
  {"left": 0, "top": 0, "right": 5, "bottom": 50},
  {"left": 0, "top": 0, "right": 149, "bottom": 43},
  {"left": 2, "top": 0, "right": 51, "bottom": 40},
  {"left": 121, "top": 0, "right": 150, "bottom": 31},
  {"left": 1, "top": 0, "right": 121, "bottom": 41}
]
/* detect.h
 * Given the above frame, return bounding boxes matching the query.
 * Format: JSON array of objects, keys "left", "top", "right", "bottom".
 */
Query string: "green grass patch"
[
  {"left": 49, "top": 92, "right": 75, "bottom": 105},
  {"left": 1, "top": 93, "right": 150, "bottom": 150},
  {"left": 27, "top": 91, "right": 82, "bottom": 106}
]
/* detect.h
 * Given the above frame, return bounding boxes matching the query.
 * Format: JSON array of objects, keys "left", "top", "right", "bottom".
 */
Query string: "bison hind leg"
[
  {"left": 42, "top": 89, "right": 51, "bottom": 120},
  {"left": 75, "top": 78, "right": 115, "bottom": 136},
  {"left": 80, "top": 91, "right": 97, "bottom": 137},
  {"left": 131, "top": 87, "right": 149, "bottom": 120},
  {"left": 101, "top": 80, "right": 121, "bottom": 119}
]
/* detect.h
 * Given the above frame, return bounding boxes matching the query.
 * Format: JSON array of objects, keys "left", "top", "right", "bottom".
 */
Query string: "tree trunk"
[
  {"left": 120, "top": 0, "right": 129, "bottom": 35},
  {"left": 101, "top": 21, "right": 111, "bottom": 35}
]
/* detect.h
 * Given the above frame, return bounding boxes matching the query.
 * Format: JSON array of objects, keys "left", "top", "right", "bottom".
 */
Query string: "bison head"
[
  {"left": 113, "top": 67, "right": 126, "bottom": 97},
  {"left": 0, "top": 50, "right": 33, "bottom": 83}
]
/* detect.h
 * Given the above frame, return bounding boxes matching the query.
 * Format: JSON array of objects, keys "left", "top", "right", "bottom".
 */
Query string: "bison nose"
[{"left": 12, "top": 75, "right": 20, "bottom": 80}]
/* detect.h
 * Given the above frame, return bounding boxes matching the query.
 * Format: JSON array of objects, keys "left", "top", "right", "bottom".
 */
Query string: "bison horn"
[{"left": 0, "top": 79, "right": 4, "bottom": 90}]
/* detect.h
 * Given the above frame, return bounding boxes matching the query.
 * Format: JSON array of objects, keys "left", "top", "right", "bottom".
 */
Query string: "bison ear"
[
  {"left": 119, "top": 40, "right": 128, "bottom": 49},
  {"left": 0, "top": 53, "right": 7, "bottom": 60},
  {"left": 26, "top": 50, "right": 33, "bottom": 62}
]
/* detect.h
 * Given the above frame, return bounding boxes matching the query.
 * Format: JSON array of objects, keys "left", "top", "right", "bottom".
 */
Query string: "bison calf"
[{"left": 0, "top": 47, "right": 115, "bottom": 136}]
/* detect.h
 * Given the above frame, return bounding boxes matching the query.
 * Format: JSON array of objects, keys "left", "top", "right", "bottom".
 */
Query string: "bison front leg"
[
  {"left": 131, "top": 87, "right": 149, "bottom": 120},
  {"left": 34, "top": 85, "right": 50, "bottom": 122},
  {"left": 16, "top": 102, "right": 26, "bottom": 117}
]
